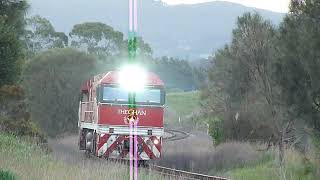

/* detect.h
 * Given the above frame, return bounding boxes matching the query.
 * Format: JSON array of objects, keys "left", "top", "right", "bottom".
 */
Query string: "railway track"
[
  {"left": 150, "top": 164, "right": 229, "bottom": 180},
  {"left": 164, "top": 129, "right": 190, "bottom": 141},
  {"left": 82, "top": 142, "right": 228, "bottom": 179}
]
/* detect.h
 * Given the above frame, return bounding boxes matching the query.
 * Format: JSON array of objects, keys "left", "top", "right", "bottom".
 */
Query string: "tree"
[
  {"left": 0, "top": 0, "right": 28, "bottom": 87},
  {"left": 24, "top": 15, "right": 68, "bottom": 57},
  {"left": 23, "top": 48, "right": 97, "bottom": 136},
  {"left": 0, "top": 0, "right": 29, "bottom": 35},
  {"left": 203, "top": 13, "right": 281, "bottom": 143},
  {"left": 70, "top": 22, "right": 124, "bottom": 59},
  {"left": 278, "top": 0, "right": 320, "bottom": 131},
  {"left": 135, "top": 36, "right": 153, "bottom": 57}
]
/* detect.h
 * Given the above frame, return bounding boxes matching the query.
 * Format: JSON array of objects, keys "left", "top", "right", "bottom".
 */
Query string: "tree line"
[{"left": 201, "top": 0, "right": 320, "bottom": 164}]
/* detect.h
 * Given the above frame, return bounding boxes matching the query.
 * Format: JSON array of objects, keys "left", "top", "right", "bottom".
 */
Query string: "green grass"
[
  {"left": 223, "top": 148, "right": 318, "bottom": 180},
  {"left": 166, "top": 91, "right": 200, "bottom": 116},
  {"left": 0, "top": 169, "right": 16, "bottom": 180},
  {"left": 165, "top": 91, "right": 201, "bottom": 126},
  {"left": 0, "top": 133, "right": 165, "bottom": 180}
]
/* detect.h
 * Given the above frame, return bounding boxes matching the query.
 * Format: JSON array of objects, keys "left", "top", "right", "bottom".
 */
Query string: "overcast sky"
[{"left": 161, "top": 0, "right": 290, "bottom": 13}]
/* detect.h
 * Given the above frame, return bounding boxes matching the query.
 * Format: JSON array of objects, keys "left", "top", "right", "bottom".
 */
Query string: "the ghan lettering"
[{"left": 118, "top": 109, "right": 147, "bottom": 116}]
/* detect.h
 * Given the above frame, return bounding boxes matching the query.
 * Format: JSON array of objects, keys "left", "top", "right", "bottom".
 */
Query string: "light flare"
[{"left": 119, "top": 64, "right": 147, "bottom": 92}]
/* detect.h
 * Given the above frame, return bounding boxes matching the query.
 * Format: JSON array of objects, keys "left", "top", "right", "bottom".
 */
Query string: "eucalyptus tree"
[
  {"left": 278, "top": 0, "right": 320, "bottom": 131},
  {"left": 24, "top": 15, "right": 68, "bottom": 57},
  {"left": 70, "top": 22, "right": 125, "bottom": 59},
  {"left": 23, "top": 48, "right": 97, "bottom": 136}
]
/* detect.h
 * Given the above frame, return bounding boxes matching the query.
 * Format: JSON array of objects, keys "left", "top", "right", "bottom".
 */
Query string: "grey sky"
[{"left": 162, "top": 0, "right": 290, "bottom": 12}]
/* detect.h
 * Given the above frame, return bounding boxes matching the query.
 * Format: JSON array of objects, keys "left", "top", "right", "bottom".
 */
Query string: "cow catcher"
[{"left": 78, "top": 70, "right": 165, "bottom": 164}]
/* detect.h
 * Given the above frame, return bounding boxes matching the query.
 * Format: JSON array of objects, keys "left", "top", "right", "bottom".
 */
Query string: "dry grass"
[
  {"left": 210, "top": 142, "right": 261, "bottom": 171},
  {"left": 0, "top": 134, "right": 166, "bottom": 180},
  {"left": 159, "top": 131, "right": 261, "bottom": 174},
  {"left": 159, "top": 131, "right": 215, "bottom": 173}
]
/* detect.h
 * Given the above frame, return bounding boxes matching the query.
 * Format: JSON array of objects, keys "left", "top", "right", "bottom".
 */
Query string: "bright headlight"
[
  {"left": 119, "top": 64, "right": 147, "bottom": 92},
  {"left": 153, "top": 138, "right": 159, "bottom": 145}
]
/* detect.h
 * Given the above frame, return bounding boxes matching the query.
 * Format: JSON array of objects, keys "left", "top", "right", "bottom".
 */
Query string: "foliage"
[
  {"left": 224, "top": 148, "right": 318, "bottom": 180},
  {"left": 0, "top": 0, "right": 28, "bottom": 87},
  {"left": 0, "top": 0, "right": 29, "bottom": 35},
  {"left": 0, "top": 169, "right": 16, "bottom": 180},
  {"left": 23, "top": 48, "right": 97, "bottom": 136},
  {"left": 208, "top": 117, "right": 224, "bottom": 145},
  {"left": 70, "top": 22, "right": 124, "bottom": 59},
  {"left": 277, "top": 0, "right": 320, "bottom": 131},
  {"left": 135, "top": 36, "right": 153, "bottom": 57},
  {"left": 24, "top": 15, "right": 68, "bottom": 57},
  {"left": 202, "top": 12, "right": 281, "bottom": 143},
  {"left": 149, "top": 56, "right": 204, "bottom": 90},
  {"left": 0, "top": 85, "right": 44, "bottom": 140}
]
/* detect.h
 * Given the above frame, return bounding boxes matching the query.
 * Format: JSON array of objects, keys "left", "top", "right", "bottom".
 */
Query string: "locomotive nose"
[{"left": 123, "top": 138, "right": 143, "bottom": 153}]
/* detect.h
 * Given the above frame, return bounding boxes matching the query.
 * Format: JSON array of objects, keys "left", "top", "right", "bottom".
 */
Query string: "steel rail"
[
  {"left": 164, "top": 129, "right": 190, "bottom": 141},
  {"left": 150, "top": 164, "right": 229, "bottom": 180}
]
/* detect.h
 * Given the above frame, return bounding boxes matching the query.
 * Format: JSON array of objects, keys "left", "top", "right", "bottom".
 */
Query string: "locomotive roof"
[{"left": 81, "top": 71, "right": 164, "bottom": 92}]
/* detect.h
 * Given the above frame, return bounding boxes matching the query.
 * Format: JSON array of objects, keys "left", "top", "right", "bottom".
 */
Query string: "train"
[{"left": 78, "top": 67, "right": 165, "bottom": 164}]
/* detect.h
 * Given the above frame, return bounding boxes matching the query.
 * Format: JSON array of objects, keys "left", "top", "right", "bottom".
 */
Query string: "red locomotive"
[{"left": 78, "top": 67, "right": 165, "bottom": 163}]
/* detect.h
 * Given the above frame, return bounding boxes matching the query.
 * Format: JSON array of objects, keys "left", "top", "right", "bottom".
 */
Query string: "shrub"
[
  {"left": 0, "top": 85, "right": 45, "bottom": 141},
  {"left": 210, "top": 142, "right": 261, "bottom": 171},
  {"left": 208, "top": 117, "right": 224, "bottom": 145},
  {"left": 23, "top": 48, "right": 97, "bottom": 136},
  {"left": 0, "top": 170, "right": 16, "bottom": 180}
]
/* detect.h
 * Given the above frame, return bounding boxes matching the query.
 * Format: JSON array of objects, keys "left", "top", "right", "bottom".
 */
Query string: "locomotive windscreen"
[{"left": 101, "top": 86, "right": 164, "bottom": 105}]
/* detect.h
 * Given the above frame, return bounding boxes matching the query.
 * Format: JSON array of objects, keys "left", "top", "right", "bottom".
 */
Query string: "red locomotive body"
[{"left": 78, "top": 71, "right": 165, "bottom": 161}]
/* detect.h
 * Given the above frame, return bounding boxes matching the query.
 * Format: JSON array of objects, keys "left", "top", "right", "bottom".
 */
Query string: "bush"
[
  {"left": 210, "top": 142, "right": 261, "bottom": 171},
  {"left": 0, "top": 85, "right": 45, "bottom": 141},
  {"left": 0, "top": 170, "right": 16, "bottom": 180},
  {"left": 225, "top": 147, "right": 318, "bottom": 180},
  {"left": 23, "top": 48, "right": 97, "bottom": 136},
  {"left": 208, "top": 117, "right": 224, "bottom": 145}
]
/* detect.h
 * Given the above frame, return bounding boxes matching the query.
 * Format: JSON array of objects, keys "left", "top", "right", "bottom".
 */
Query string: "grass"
[
  {"left": 0, "top": 169, "right": 16, "bottom": 180},
  {"left": 166, "top": 91, "right": 200, "bottom": 116},
  {"left": 223, "top": 148, "right": 318, "bottom": 180},
  {"left": 0, "top": 133, "right": 166, "bottom": 180},
  {"left": 165, "top": 91, "right": 201, "bottom": 126}
]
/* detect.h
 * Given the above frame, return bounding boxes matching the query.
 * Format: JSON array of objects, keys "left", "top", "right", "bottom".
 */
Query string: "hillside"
[{"left": 27, "top": 0, "right": 284, "bottom": 59}]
